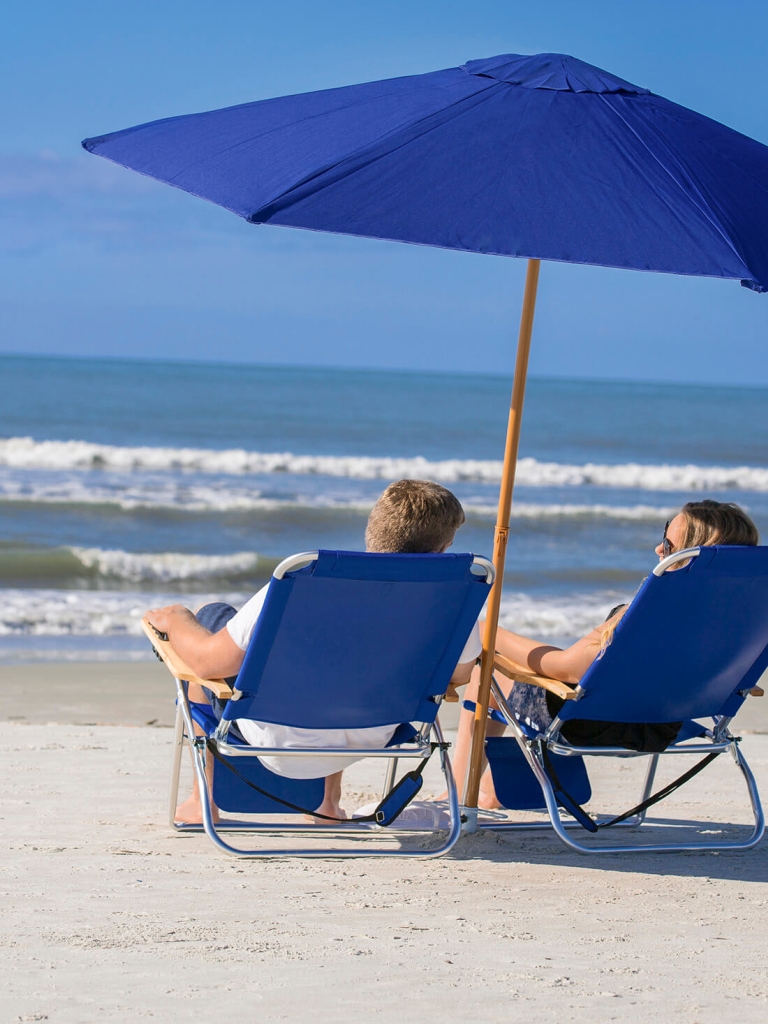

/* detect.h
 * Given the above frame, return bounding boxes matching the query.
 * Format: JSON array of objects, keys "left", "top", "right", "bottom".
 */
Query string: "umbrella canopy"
[
  {"left": 83, "top": 52, "right": 768, "bottom": 821},
  {"left": 84, "top": 52, "right": 768, "bottom": 290}
]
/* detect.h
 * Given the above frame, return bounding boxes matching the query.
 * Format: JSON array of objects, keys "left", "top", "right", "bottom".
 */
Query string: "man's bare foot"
[
  {"left": 304, "top": 799, "right": 347, "bottom": 825},
  {"left": 174, "top": 795, "right": 220, "bottom": 824}
]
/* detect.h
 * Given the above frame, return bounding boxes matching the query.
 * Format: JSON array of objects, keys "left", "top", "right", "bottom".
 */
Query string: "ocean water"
[{"left": 1, "top": 353, "right": 767, "bottom": 662}]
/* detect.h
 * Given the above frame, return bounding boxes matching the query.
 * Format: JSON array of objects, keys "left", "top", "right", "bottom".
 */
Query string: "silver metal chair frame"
[
  {"left": 165, "top": 552, "right": 495, "bottom": 859},
  {"left": 476, "top": 547, "right": 765, "bottom": 854},
  {"left": 169, "top": 677, "right": 461, "bottom": 858}
]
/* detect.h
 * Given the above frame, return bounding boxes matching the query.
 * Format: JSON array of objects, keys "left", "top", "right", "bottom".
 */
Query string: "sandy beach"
[{"left": 1, "top": 661, "right": 767, "bottom": 1022}]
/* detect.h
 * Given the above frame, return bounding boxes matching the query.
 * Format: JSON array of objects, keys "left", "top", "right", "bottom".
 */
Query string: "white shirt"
[{"left": 226, "top": 583, "right": 482, "bottom": 779}]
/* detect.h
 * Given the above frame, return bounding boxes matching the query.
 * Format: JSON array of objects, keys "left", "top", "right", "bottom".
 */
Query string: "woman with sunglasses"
[{"left": 448, "top": 499, "right": 760, "bottom": 810}]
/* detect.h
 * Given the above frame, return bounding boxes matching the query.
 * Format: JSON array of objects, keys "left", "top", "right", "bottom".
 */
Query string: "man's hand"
[
  {"left": 146, "top": 604, "right": 197, "bottom": 638},
  {"left": 144, "top": 603, "right": 245, "bottom": 680}
]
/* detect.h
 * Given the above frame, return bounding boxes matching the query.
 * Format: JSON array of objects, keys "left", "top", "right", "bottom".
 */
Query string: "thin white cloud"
[
  {"left": 0, "top": 150, "right": 160, "bottom": 199},
  {"left": 0, "top": 150, "right": 376, "bottom": 255},
  {"left": 0, "top": 149, "right": 253, "bottom": 254}
]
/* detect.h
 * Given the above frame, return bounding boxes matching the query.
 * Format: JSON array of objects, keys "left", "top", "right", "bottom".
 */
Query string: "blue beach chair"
[
  {"left": 476, "top": 545, "right": 767, "bottom": 853},
  {"left": 145, "top": 549, "right": 493, "bottom": 858}
]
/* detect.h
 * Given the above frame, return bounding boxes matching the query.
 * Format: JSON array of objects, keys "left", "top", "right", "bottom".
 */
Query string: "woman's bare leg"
[{"left": 439, "top": 665, "right": 507, "bottom": 809}]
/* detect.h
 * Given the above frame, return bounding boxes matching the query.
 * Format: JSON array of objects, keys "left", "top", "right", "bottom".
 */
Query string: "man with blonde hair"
[
  {"left": 365, "top": 478, "right": 466, "bottom": 553},
  {"left": 147, "top": 479, "right": 481, "bottom": 823}
]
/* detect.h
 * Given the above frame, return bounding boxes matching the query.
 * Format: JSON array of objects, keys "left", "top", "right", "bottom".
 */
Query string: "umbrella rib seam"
[
  {"left": 597, "top": 95, "right": 750, "bottom": 278},
  {"left": 247, "top": 85, "right": 500, "bottom": 221}
]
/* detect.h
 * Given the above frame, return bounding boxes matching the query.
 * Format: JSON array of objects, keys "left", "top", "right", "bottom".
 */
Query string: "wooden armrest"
[
  {"left": 141, "top": 618, "right": 233, "bottom": 699},
  {"left": 750, "top": 686, "right": 764, "bottom": 697},
  {"left": 492, "top": 652, "right": 578, "bottom": 702}
]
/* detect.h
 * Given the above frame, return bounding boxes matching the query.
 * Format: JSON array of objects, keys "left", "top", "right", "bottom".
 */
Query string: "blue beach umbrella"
[{"left": 83, "top": 52, "right": 768, "bottom": 815}]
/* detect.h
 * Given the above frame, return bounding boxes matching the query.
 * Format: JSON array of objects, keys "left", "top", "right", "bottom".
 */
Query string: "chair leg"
[
  {"left": 731, "top": 741, "right": 765, "bottom": 846},
  {"left": 522, "top": 737, "right": 766, "bottom": 855},
  {"left": 177, "top": 715, "right": 464, "bottom": 859},
  {"left": 432, "top": 716, "right": 462, "bottom": 855},
  {"left": 168, "top": 702, "right": 185, "bottom": 828},
  {"left": 630, "top": 754, "right": 659, "bottom": 828},
  {"left": 382, "top": 757, "right": 399, "bottom": 800}
]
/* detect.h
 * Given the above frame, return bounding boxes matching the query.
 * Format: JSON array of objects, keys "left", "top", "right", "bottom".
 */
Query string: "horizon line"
[{"left": 1, "top": 348, "right": 766, "bottom": 393}]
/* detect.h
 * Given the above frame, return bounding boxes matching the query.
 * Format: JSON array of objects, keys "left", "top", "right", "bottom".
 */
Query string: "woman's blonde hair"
[
  {"left": 678, "top": 499, "right": 759, "bottom": 548},
  {"left": 597, "top": 500, "right": 760, "bottom": 651}
]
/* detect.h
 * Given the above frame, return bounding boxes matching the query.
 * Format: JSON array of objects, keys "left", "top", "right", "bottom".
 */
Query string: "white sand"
[{"left": 2, "top": 715, "right": 767, "bottom": 1022}]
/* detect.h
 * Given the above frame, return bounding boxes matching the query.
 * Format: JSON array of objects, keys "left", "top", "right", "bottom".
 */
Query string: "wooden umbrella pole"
[{"left": 462, "top": 258, "right": 541, "bottom": 823}]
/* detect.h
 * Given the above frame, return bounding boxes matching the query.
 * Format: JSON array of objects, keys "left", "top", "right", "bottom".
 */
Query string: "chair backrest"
[
  {"left": 558, "top": 546, "right": 768, "bottom": 725},
  {"left": 223, "top": 550, "right": 492, "bottom": 729}
]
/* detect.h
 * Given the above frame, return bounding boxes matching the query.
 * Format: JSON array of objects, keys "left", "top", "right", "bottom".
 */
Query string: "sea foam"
[
  {"left": 2, "top": 436, "right": 768, "bottom": 491},
  {"left": 0, "top": 585, "right": 629, "bottom": 643},
  {"left": 497, "top": 590, "right": 630, "bottom": 638},
  {"left": 0, "top": 477, "right": 672, "bottom": 520},
  {"left": 69, "top": 548, "right": 263, "bottom": 583},
  {"left": 0, "top": 588, "right": 242, "bottom": 637}
]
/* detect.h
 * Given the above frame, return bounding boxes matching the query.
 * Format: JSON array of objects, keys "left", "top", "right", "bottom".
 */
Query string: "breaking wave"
[
  {"left": 497, "top": 590, "right": 631, "bottom": 639},
  {"left": 69, "top": 547, "right": 265, "bottom": 583},
  {"left": 0, "top": 476, "right": 672, "bottom": 521},
  {"left": 0, "top": 588, "right": 244, "bottom": 637},
  {"left": 0, "top": 585, "right": 629, "bottom": 644},
  {"left": 0, "top": 544, "right": 273, "bottom": 588},
  {"left": 0, "top": 478, "right": 373, "bottom": 514},
  {"left": 2, "top": 436, "right": 768, "bottom": 491}
]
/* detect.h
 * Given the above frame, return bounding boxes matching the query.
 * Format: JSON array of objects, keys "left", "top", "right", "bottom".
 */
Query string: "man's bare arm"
[
  {"left": 443, "top": 657, "right": 478, "bottom": 701},
  {"left": 145, "top": 604, "right": 245, "bottom": 679},
  {"left": 450, "top": 659, "right": 475, "bottom": 688}
]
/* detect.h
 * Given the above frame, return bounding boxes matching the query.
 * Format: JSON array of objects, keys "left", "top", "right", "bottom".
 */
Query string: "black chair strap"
[
  {"left": 205, "top": 739, "right": 442, "bottom": 824},
  {"left": 541, "top": 744, "right": 723, "bottom": 831}
]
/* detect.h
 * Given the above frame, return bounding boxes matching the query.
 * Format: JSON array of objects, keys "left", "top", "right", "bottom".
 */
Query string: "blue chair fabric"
[
  {"left": 485, "top": 736, "right": 591, "bottom": 810},
  {"left": 170, "top": 550, "right": 492, "bottom": 855},
  {"left": 559, "top": 546, "right": 768, "bottom": 726},
  {"left": 482, "top": 546, "right": 767, "bottom": 853},
  {"left": 225, "top": 550, "right": 489, "bottom": 729},
  {"left": 189, "top": 701, "right": 326, "bottom": 813}
]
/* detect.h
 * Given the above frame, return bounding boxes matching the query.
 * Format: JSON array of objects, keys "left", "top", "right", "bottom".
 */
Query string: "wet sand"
[
  {"left": 0, "top": 661, "right": 176, "bottom": 727},
  {"left": 1, "top": 660, "right": 767, "bottom": 733}
]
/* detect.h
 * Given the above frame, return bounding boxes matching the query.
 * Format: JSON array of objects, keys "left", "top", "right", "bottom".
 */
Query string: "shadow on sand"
[{"left": 440, "top": 820, "right": 768, "bottom": 882}]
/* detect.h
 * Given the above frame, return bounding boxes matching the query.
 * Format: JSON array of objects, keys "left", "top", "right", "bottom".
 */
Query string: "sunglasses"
[{"left": 662, "top": 519, "right": 673, "bottom": 558}]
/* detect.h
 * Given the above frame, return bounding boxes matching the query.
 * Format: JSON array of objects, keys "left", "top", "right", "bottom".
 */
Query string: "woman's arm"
[{"left": 494, "top": 621, "right": 609, "bottom": 685}]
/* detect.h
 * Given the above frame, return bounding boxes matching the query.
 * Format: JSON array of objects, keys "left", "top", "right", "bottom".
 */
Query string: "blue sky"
[{"left": 2, "top": 0, "right": 768, "bottom": 384}]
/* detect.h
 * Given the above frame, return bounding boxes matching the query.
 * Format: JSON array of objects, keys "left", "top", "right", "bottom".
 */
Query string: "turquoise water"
[{"left": 1, "top": 353, "right": 767, "bottom": 660}]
